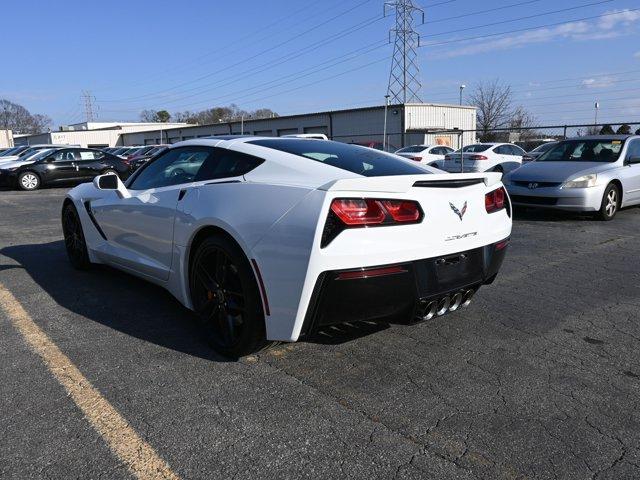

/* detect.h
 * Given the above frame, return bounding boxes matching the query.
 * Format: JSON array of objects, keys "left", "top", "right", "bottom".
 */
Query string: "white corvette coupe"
[{"left": 62, "top": 137, "right": 512, "bottom": 357}]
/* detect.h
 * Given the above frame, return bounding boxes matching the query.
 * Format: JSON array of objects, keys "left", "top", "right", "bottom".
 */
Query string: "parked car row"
[
  {"left": 391, "top": 135, "right": 640, "bottom": 221},
  {"left": 0, "top": 146, "right": 132, "bottom": 191}
]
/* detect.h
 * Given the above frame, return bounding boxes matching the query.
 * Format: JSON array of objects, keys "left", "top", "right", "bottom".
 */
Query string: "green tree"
[
  {"left": 599, "top": 124, "right": 615, "bottom": 134},
  {"left": 156, "top": 110, "right": 171, "bottom": 122}
]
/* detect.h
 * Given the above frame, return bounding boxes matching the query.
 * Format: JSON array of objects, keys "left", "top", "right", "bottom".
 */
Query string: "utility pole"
[
  {"left": 384, "top": 0, "right": 424, "bottom": 104},
  {"left": 2, "top": 102, "right": 10, "bottom": 147},
  {"left": 81, "top": 90, "right": 96, "bottom": 123},
  {"left": 459, "top": 84, "right": 466, "bottom": 105},
  {"left": 594, "top": 101, "right": 600, "bottom": 126},
  {"left": 383, "top": 95, "right": 390, "bottom": 151}
]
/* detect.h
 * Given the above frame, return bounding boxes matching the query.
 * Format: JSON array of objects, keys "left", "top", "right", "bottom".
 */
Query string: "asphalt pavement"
[{"left": 1, "top": 187, "right": 639, "bottom": 480}]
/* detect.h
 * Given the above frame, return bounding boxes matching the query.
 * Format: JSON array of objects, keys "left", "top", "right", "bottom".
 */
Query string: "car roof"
[{"left": 566, "top": 135, "right": 637, "bottom": 141}]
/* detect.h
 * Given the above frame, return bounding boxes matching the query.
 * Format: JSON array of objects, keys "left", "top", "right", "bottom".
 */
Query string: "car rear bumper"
[
  {"left": 506, "top": 184, "right": 605, "bottom": 211},
  {"left": 298, "top": 238, "right": 509, "bottom": 337}
]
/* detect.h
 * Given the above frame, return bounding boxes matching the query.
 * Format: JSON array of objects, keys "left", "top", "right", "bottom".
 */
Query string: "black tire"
[
  {"left": 189, "top": 235, "right": 269, "bottom": 358},
  {"left": 597, "top": 183, "right": 620, "bottom": 221},
  {"left": 61, "top": 203, "right": 92, "bottom": 270},
  {"left": 17, "top": 171, "right": 41, "bottom": 191}
]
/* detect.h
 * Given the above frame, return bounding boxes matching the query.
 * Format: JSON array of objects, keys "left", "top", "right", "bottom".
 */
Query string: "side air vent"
[{"left": 413, "top": 178, "right": 485, "bottom": 188}]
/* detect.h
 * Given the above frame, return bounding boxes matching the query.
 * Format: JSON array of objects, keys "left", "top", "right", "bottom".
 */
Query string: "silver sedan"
[{"left": 503, "top": 135, "right": 640, "bottom": 220}]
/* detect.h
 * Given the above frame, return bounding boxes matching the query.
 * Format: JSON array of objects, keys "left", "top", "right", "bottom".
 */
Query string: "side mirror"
[
  {"left": 93, "top": 173, "right": 131, "bottom": 199},
  {"left": 626, "top": 156, "right": 640, "bottom": 165}
]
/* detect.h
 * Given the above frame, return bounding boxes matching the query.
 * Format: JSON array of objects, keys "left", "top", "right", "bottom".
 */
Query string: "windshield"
[
  {"left": 1, "top": 147, "right": 19, "bottom": 156},
  {"left": 17, "top": 147, "right": 40, "bottom": 157},
  {"left": 249, "top": 139, "right": 431, "bottom": 177},
  {"left": 396, "top": 146, "right": 426, "bottom": 153},
  {"left": 538, "top": 139, "right": 624, "bottom": 162},
  {"left": 455, "top": 144, "right": 492, "bottom": 153},
  {"left": 24, "top": 148, "right": 56, "bottom": 161}
]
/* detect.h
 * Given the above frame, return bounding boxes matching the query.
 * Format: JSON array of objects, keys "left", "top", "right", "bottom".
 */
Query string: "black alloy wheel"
[
  {"left": 61, "top": 203, "right": 91, "bottom": 270},
  {"left": 189, "top": 235, "right": 268, "bottom": 358}
]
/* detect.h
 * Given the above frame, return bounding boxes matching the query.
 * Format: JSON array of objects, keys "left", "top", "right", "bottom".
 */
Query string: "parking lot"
[{"left": 1, "top": 187, "right": 639, "bottom": 479}]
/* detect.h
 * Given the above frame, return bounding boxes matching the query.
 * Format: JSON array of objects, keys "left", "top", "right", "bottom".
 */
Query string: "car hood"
[
  {"left": 509, "top": 161, "right": 617, "bottom": 182},
  {"left": 0, "top": 155, "right": 20, "bottom": 163},
  {"left": 0, "top": 159, "right": 35, "bottom": 170}
]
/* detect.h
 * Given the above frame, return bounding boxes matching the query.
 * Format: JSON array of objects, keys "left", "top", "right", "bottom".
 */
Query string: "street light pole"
[
  {"left": 459, "top": 84, "right": 466, "bottom": 106},
  {"left": 594, "top": 101, "right": 600, "bottom": 126},
  {"left": 383, "top": 95, "right": 390, "bottom": 151}
]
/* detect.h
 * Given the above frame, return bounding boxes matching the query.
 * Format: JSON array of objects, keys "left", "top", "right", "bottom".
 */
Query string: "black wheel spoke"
[
  {"left": 195, "top": 264, "right": 218, "bottom": 291},
  {"left": 215, "top": 250, "right": 227, "bottom": 284}
]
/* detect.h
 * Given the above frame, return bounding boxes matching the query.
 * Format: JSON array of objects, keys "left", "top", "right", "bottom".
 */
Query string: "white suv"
[{"left": 441, "top": 143, "right": 526, "bottom": 174}]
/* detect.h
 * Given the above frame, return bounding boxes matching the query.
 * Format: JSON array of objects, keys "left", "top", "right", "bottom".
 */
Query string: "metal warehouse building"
[
  {"left": 14, "top": 122, "right": 190, "bottom": 148},
  {"left": 121, "top": 103, "right": 477, "bottom": 149}
]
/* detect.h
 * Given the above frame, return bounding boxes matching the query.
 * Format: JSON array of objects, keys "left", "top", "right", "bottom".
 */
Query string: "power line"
[
  {"left": 99, "top": 0, "right": 376, "bottom": 103},
  {"left": 91, "top": 0, "right": 337, "bottom": 93},
  {"left": 97, "top": 0, "right": 607, "bottom": 110},
  {"left": 419, "top": 0, "right": 614, "bottom": 39},
  {"left": 99, "top": 16, "right": 387, "bottom": 105},
  {"left": 419, "top": 8, "right": 640, "bottom": 48}
]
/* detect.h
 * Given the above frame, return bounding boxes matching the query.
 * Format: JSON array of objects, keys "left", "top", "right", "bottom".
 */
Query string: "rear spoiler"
[{"left": 319, "top": 173, "right": 502, "bottom": 193}]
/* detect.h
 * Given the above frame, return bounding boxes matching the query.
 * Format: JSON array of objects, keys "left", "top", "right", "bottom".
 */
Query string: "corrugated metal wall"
[{"left": 116, "top": 104, "right": 477, "bottom": 149}]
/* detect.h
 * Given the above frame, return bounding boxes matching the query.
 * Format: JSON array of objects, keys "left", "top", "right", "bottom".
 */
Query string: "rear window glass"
[
  {"left": 538, "top": 139, "right": 624, "bottom": 162},
  {"left": 248, "top": 139, "right": 430, "bottom": 177},
  {"left": 459, "top": 144, "right": 492, "bottom": 153},
  {"left": 396, "top": 146, "right": 425, "bottom": 153}
]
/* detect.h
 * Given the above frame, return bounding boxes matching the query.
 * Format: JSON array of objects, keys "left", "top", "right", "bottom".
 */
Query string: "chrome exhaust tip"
[
  {"left": 437, "top": 296, "right": 451, "bottom": 316},
  {"left": 423, "top": 301, "right": 438, "bottom": 321},
  {"left": 462, "top": 289, "right": 475, "bottom": 307},
  {"left": 449, "top": 292, "right": 464, "bottom": 312}
]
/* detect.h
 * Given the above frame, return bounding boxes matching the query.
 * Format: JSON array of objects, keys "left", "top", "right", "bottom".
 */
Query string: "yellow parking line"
[{"left": 0, "top": 284, "right": 180, "bottom": 480}]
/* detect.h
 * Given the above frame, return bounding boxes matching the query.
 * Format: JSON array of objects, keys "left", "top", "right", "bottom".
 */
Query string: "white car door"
[{"left": 90, "top": 146, "right": 215, "bottom": 281}]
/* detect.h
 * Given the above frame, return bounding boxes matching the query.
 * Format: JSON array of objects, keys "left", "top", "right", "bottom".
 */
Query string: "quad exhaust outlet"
[{"left": 415, "top": 289, "right": 476, "bottom": 322}]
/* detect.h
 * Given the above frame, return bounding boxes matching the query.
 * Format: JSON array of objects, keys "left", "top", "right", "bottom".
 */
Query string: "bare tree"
[
  {"left": 468, "top": 80, "right": 513, "bottom": 139},
  {"left": 509, "top": 106, "right": 538, "bottom": 131},
  {"left": 0, "top": 99, "right": 51, "bottom": 134},
  {"left": 139, "top": 109, "right": 159, "bottom": 122}
]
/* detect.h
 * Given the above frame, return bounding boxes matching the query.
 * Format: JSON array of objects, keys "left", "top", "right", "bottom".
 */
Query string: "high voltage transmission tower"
[
  {"left": 81, "top": 90, "right": 97, "bottom": 122},
  {"left": 384, "top": 0, "right": 424, "bottom": 104}
]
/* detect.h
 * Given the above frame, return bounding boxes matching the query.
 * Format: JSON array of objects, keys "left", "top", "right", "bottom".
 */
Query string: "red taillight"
[
  {"left": 337, "top": 265, "right": 407, "bottom": 281},
  {"left": 495, "top": 238, "right": 509, "bottom": 250},
  {"left": 485, "top": 187, "right": 506, "bottom": 213},
  {"left": 469, "top": 154, "right": 488, "bottom": 160},
  {"left": 409, "top": 156, "right": 422, "bottom": 161},
  {"left": 330, "top": 198, "right": 422, "bottom": 226},
  {"left": 330, "top": 199, "right": 386, "bottom": 225},
  {"left": 379, "top": 200, "right": 421, "bottom": 222}
]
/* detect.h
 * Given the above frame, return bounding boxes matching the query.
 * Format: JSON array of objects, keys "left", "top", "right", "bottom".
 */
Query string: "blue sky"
[{"left": 2, "top": 0, "right": 639, "bottom": 127}]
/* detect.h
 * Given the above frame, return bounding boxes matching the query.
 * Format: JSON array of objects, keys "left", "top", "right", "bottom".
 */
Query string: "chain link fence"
[{"left": 329, "top": 122, "right": 640, "bottom": 153}]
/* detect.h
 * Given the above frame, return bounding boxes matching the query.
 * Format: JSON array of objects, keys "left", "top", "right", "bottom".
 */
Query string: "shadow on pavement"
[
  {"left": 0, "top": 240, "right": 231, "bottom": 363},
  {"left": 1, "top": 240, "right": 388, "bottom": 359}
]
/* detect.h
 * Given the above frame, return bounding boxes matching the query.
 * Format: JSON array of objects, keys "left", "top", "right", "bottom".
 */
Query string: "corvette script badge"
[{"left": 449, "top": 201, "right": 467, "bottom": 221}]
